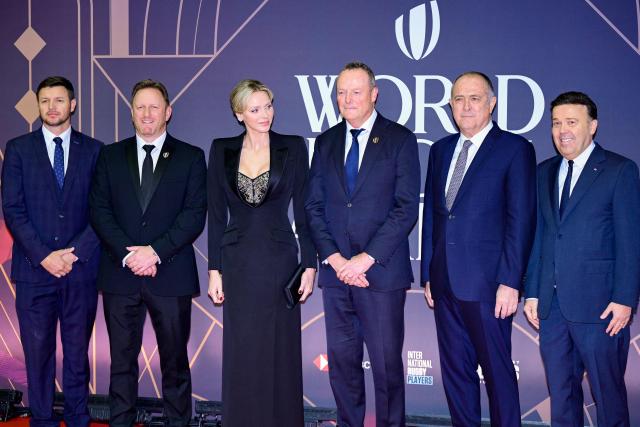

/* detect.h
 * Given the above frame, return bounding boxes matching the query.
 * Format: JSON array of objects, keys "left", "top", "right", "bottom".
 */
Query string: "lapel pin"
[
  {"left": 163, "top": 152, "right": 170, "bottom": 158},
  {"left": 372, "top": 136, "right": 380, "bottom": 144}
]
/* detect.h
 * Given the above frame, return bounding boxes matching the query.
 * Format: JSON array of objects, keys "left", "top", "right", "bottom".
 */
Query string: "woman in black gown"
[{"left": 207, "top": 79, "right": 316, "bottom": 426}]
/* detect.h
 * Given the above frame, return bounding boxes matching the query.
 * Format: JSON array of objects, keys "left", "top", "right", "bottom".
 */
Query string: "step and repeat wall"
[{"left": 1, "top": 1, "right": 639, "bottom": 425}]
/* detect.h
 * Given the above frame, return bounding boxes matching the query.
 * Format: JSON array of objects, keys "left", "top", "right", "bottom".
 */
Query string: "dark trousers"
[
  {"left": 434, "top": 284, "right": 520, "bottom": 427},
  {"left": 540, "top": 294, "right": 630, "bottom": 427},
  {"left": 102, "top": 286, "right": 192, "bottom": 427},
  {"left": 322, "top": 285, "right": 406, "bottom": 427},
  {"left": 16, "top": 278, "right": 97, "bottom": 427}
]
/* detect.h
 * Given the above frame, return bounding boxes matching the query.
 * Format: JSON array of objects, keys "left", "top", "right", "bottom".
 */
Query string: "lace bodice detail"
[{"left": 237, "top": 171, "right": 269, "bottom": 207}]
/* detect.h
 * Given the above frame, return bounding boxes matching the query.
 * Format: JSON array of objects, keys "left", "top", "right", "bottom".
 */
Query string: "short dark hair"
[
  {"left": 36, "top": 76, "right": 75, "bottom": 101},
  {"left": 452, "top": 71, "right": 494, "bottom": 96},
  {"left": 131, "top": 79, "right": 170, "bottom": 105},
  {"left": 550, "top": 91, "right": 597, "bottom": 120},
  {"left": 340, "top": 61, "right": 376, "bottom": 87}
]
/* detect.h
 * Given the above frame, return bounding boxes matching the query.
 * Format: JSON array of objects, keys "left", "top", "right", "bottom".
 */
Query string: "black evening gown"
[{"left": 207, "top": 131, "right": 316, "bottom": 427}]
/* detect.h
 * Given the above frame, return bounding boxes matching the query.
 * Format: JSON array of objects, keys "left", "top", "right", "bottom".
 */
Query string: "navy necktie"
[
  {"left": 53, "top": 137, "right": 64, "bottom": 189},
  {"left": 559, "top": 159, "right": 574, "bottom": 219},
  {"left": 345, "top": 128, "right": 364, "bottom": 195},
  {"left": 140, "top": 144, "right": 155, "bottom": 207}
]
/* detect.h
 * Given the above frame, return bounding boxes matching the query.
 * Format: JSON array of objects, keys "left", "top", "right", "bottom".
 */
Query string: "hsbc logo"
[
  {"left": 314, "top": 354, "right": 329, "bottom": 372},
  {"left": 395, "top": 2, "right": 441, "bottom": 60}
]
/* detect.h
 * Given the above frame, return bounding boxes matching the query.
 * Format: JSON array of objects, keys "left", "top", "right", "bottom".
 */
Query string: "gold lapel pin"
[
  {"left": 163, "top": 152, "right": 170, "bottom": 158},
  {"left": 372, "top": 136, "right": 380, "bottom": 144}
]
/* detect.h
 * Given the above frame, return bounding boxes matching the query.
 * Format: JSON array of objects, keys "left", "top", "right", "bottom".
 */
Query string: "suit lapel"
[
  {"left": 60, "top": 130, "right": 82, "bottom": 206},
  {"left": 143, "top": 136, "right": 176, "bottom": 213},
  {"left": 560, "top": 144, "right": 605, "bottom": 222},
  {"left": 449, "top": 125, "right": 500, "bottom": 211},
  {"left": 124, "top": 138, "right": 144, "bottom": 211},
  {"left": 439, "top": 137, "right": 457, "bottom": 207},
  {"left": 265, "top": 130, "right": 288, "bottom": 203},
  {"left": 331, "top": 121, "right": 348, "bottom": 196},
  {"left": 34, "top": 128, "right": 62, "bottom": 201},
  {"left": 223, "top": 135, "right": 243, "bottom": 202},
  {"left": 351, "top": 115, "right": 388, "bottom": 197}
]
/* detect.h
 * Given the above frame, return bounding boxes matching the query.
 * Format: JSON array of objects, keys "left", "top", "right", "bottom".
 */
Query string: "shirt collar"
[
  {"left": 42, "top": 125, "right": 71, "bottom": 145},
  {"left": 346, "top": 110, "right": 378, "bottom": 136},
  {"left": 563, "top": 142, "right": 595, "bottom": 170},
  {"left": 460, "top": 120, "right": 493, "bottom": 147},
  {"left": 136, "top": 132, "right": 167, "bottom": 151}
]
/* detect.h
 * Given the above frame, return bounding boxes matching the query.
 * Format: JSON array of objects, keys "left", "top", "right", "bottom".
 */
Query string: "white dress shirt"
[
  {"left": 557, "top": 142, "right": 595, "bottom": 205},
  {"left": 444, "top": 121, "right": 494, "bottom": 194},
  {"left": 136, "top": 132, "right": 166, "bottom": 182},
  {"left": 344, "top": 110, "right": 378, "bottom": 169},
  {"left": 122, "top": 132, "right": 166, "bottom": 267},
  {"left": 42, "top": 125, "right": 71, "bottom": 174}
]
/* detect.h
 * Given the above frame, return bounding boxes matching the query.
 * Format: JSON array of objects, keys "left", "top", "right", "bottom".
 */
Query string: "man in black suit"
[{"left": 90, "top": 79, "right": 206, "bottom": 427}]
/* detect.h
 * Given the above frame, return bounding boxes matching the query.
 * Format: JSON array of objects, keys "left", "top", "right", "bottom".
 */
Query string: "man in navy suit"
[
  {"left": 90, "top": 80, "right": 206, "bottom": 427},
  {"left": 524, "top": 92, "right": 640, "bottom": 427},
  {"left": 306, "top": 62, "right": 420, "bottom": 426},
  {"left": 2, "top": 76, "right": 102, "bottom": 427},
  {"left": 421, "top": 71, "right": 537, "bottom": 426}
]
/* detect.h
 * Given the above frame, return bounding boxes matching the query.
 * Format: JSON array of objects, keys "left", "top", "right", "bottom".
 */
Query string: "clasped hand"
[
  {"left": 329, "top": 252, "right": 374, "bottom": 287},
  {"left": 126, "top": 245, "right": 158, "bottom": 277},
  {"left": 41, "top": 247, "right": 78, "bottom": 278}
]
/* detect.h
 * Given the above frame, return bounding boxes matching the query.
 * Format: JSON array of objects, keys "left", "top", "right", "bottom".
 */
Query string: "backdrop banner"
[{"left": 1, "top": 1, "right": 639, "bottom": 425}]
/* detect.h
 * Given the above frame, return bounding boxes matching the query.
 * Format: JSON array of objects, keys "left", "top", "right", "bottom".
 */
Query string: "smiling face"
[
  {"left": 450, "top": 74, "right": 496, "bottom": 138},
  {"left": 551, "top": 104, "right": 597, "bottom": 160},
  {"left": 131, "top": 87, "right": 172, "bottom": 142},
  {"left": 37, "top": 85, "right": 76, "bottom": 133},
  {"left": 235, "top": 90, "right": 274, "bottom": 134},
  {"left": 336, "top": 68, "right": 378, "bottom": 128}
]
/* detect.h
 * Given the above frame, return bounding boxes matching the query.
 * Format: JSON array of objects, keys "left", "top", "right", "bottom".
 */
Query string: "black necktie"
[
  {"left": 53, "top": 137, "right": 64, "bottom": 189},
  {"left": 559, "top": 159, "right": 573, "bottom": 219},
  {"left": 345, "top": 128, "right": 364, "bottom": 195},
  {"left": 140, "top": 144, "right": 155, "bottom": 207}
]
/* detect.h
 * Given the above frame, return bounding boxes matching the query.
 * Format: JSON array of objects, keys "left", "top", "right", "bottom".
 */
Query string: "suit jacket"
[
  {"left": 2, "top": 127, "right": 102, "bottom": 283},
  {"left": 89, "top": 134, "right": 207, "bottom": 296},
  {"left": 421, "top": 122, "right": 537, "bottom": 302},
  {"left": 525, "top": 144, "right": 640, "bottom": 322},
  {"left": 305, "top": 112, "right": 420, "bottom": 291},
  {"left": 207, "top": 131, "right": 316, "bottom": 271}
]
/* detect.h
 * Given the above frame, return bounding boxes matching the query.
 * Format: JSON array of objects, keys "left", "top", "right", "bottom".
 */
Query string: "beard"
[{"left": 41, "top": 111, "right": 71, "bottom": 128}]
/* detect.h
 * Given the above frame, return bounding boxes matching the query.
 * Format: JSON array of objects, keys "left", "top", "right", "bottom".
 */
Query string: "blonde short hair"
[{"left": 230, "top": 79, "right": 274, "bottom": 114}]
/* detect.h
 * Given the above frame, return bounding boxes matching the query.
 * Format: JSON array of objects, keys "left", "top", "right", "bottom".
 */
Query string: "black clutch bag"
[{"left": 283, "top": 264, "right": 304, "bottom": 309}]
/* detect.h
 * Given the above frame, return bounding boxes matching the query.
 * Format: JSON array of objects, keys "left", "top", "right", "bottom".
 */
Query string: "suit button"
[
  {"left": 448, "top": 214, "right": 455, "bottom": 219},
  {"left": 557, "top": 234, "right": 562, "bottom": 239},
  {"left": 347, "top": 203, "right": 352, "bottom": 208},
  {"left": 142, "top": 221, "right": 147, "bottom": 227},
  {"left": 58, "top": 214, "right": 64, "bottom": 219},
  {"left": 54, "top": 236, "right": 59, "bottom": 241}
]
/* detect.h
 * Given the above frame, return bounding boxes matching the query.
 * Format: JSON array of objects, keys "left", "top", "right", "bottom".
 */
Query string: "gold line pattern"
[{"left": 140, "top": 346, "right": 161, "bottom": 397}]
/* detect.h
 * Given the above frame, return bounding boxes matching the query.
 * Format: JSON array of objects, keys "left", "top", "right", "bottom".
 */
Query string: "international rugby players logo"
[{"left": 395, "top": 2, "right": 441, "bottom": 60}]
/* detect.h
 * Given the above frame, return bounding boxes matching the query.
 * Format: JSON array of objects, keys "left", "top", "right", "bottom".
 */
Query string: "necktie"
[
  {"left": 140, "top": 144, "right": 155, "bottom": 207},
  {"left": 53, "top": 137, "right": 64, "bottom": 189},
  {"left": 559, "top": 159, "right": 574, "bottom": 219},
  {"left": 445, "top": 139, "right": 472, "bottom": 211},
  {"left": 345, "top": 128, "right": 364, "bottom": 195}
]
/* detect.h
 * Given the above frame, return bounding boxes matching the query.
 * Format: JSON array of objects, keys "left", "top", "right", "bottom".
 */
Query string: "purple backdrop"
[{"left": 1, "top": 1, "right": 639, "bottom": 425}]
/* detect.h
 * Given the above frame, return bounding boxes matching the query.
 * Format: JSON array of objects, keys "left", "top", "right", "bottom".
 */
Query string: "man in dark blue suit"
[
  {"left": 421, "top": 71, "right": 537, "bottom": 426},
  {"left": 2, "top": 76, "right": 102, "bottom": 427},
  {"left": 524, "top": 92, "right": 640, "bottom": 427},
  {"left": 306, "top": 62, "right": 420, "bottom": 426}
]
